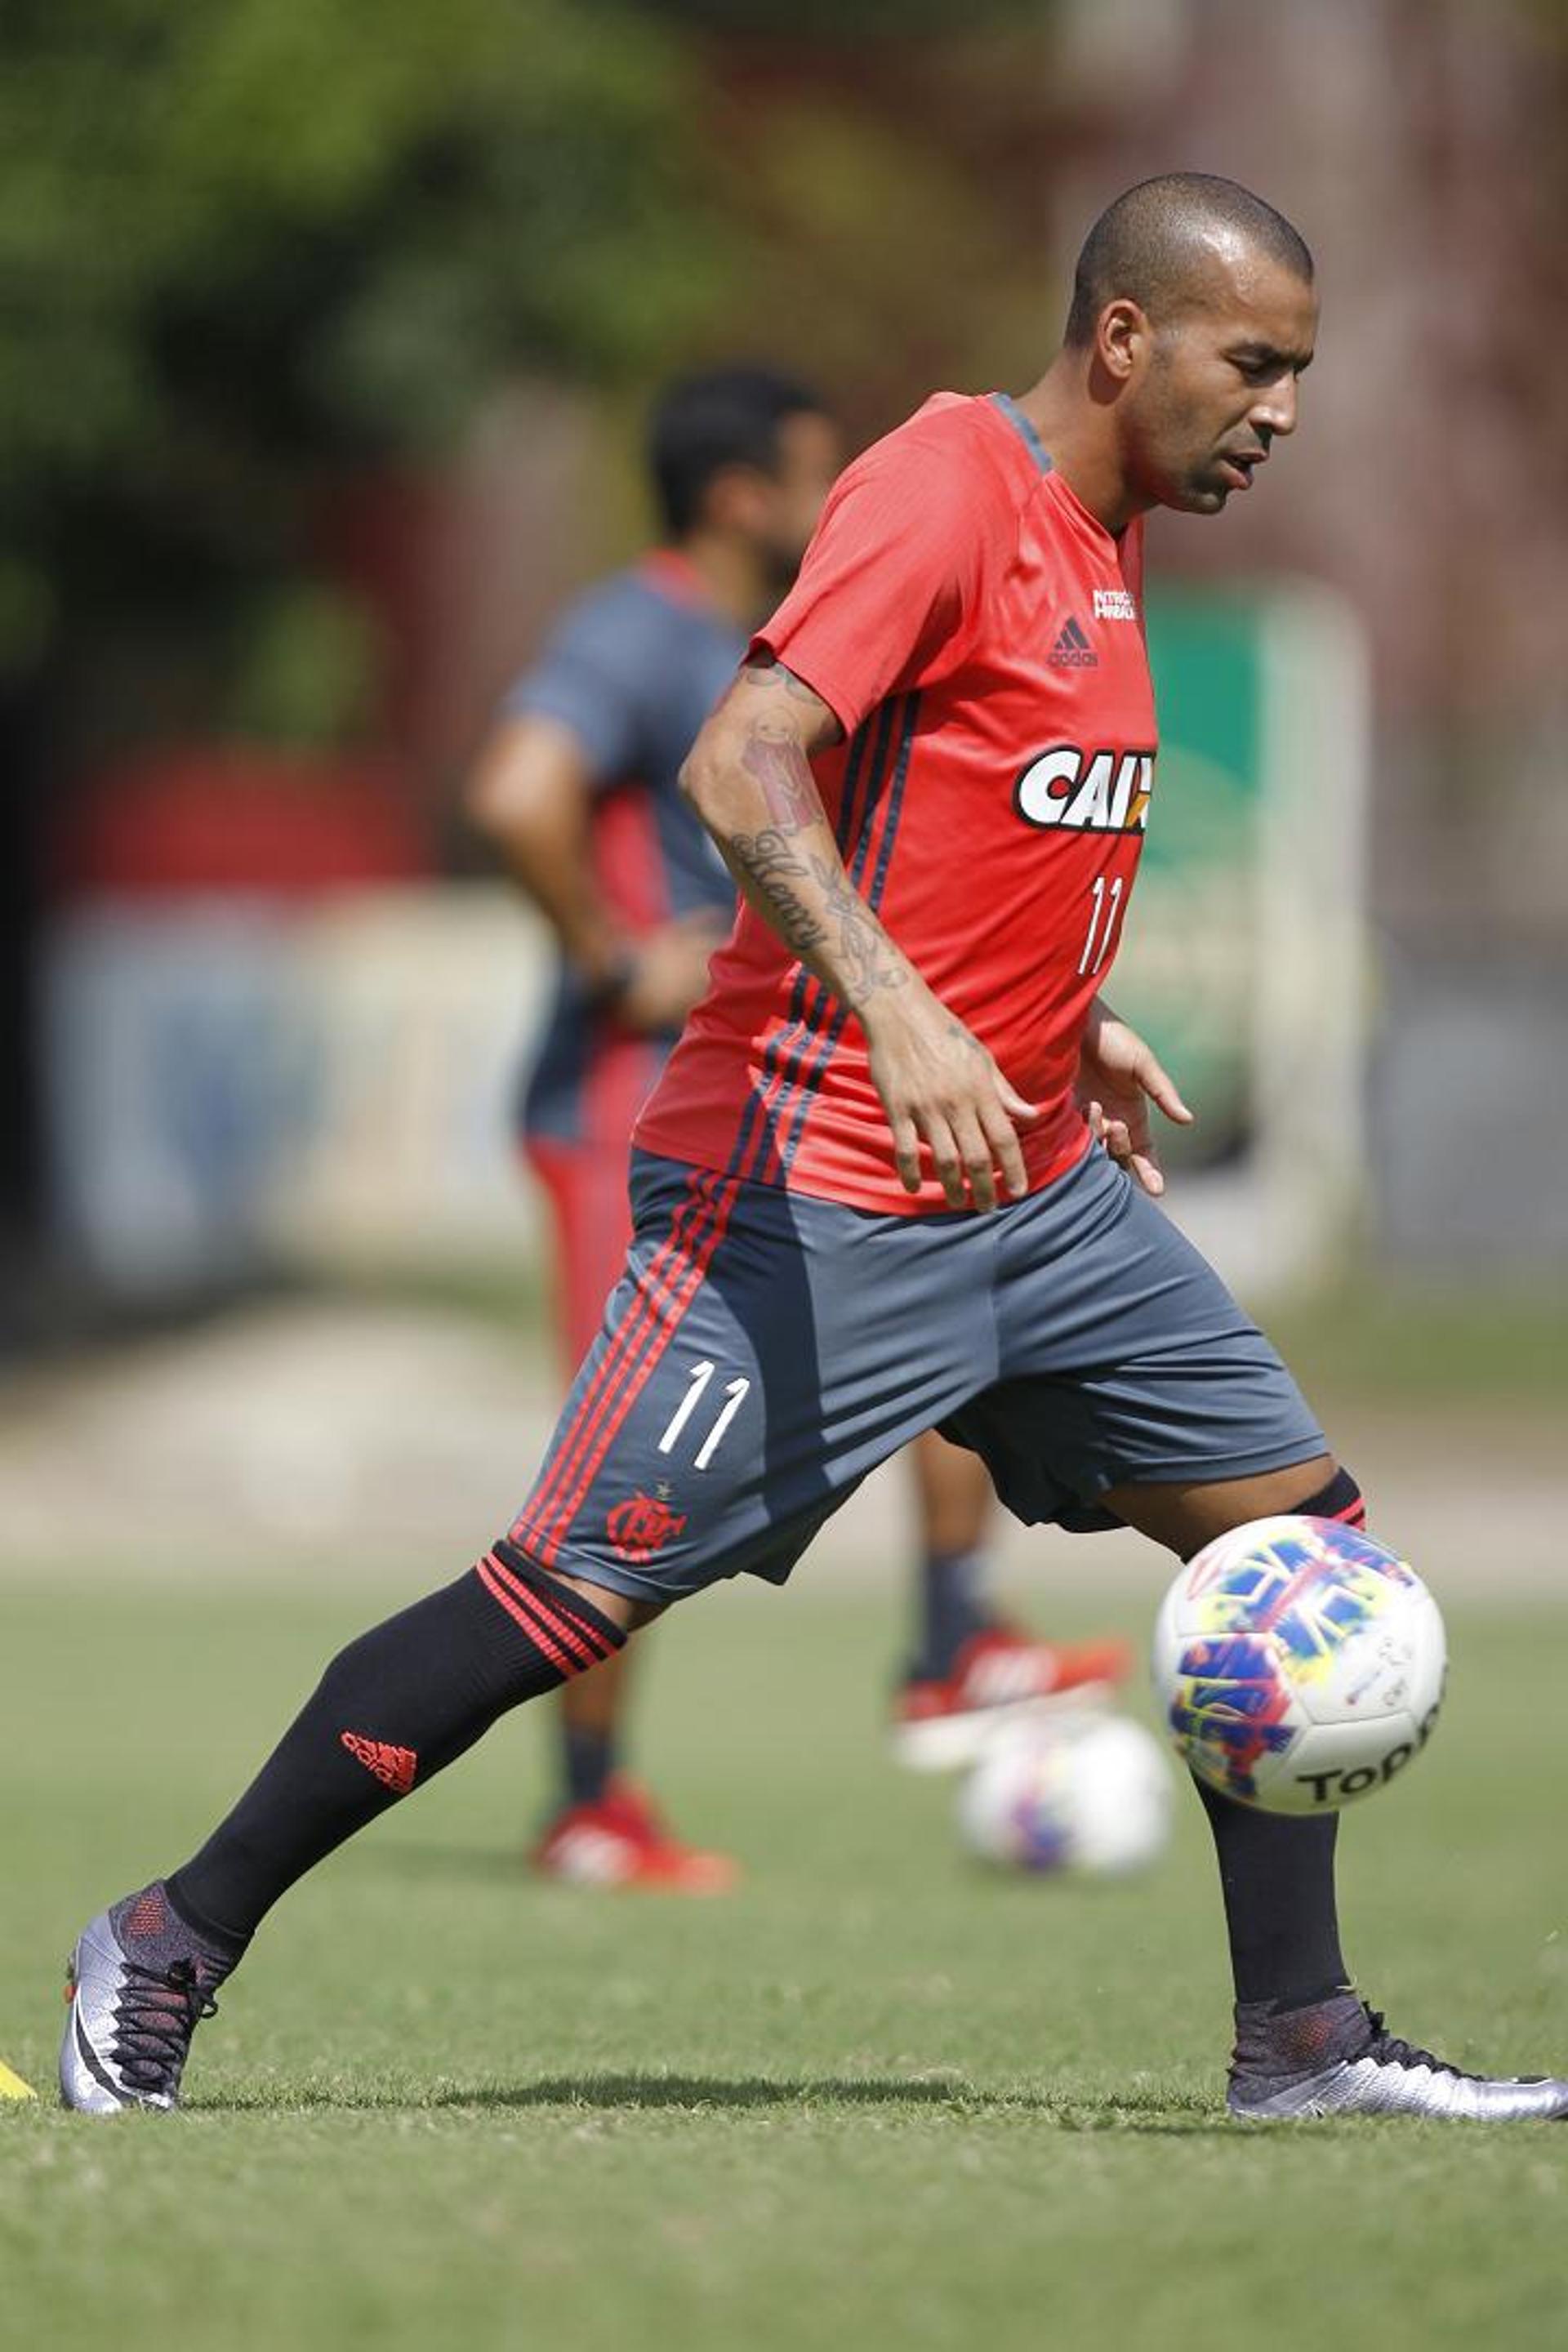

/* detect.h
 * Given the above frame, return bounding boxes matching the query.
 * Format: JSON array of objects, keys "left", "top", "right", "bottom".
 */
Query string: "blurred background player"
[{"left": 466, "top": 367, "right": 1129, "bottom": 1886}]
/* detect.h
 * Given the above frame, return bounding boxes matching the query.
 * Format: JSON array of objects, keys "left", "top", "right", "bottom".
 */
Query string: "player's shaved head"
[{"left": 1063, "top": 174, "right": 1313, "bottom": 348}]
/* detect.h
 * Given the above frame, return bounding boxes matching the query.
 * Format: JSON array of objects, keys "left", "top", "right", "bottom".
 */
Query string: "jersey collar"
[
  {"left": 989, "top": 391, "right": 1054, "bottom": 476},
  {"left": 989, "top": 394, "right": 1130, "bottom": 554}
]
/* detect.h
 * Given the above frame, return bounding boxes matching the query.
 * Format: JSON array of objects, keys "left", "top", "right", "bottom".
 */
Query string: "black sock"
[
  {"left": 1184, "top": 1473, "right": 1361, "bottom": 2014},
  {"left": 913, "top": 1548, "right": 988, "bottom": 1679},
  {"left": 561, "top": 1722, "right": 617, "bottom": 1810},
  {"left": 1195, "top": 1775, "right": 1348, "bottom": 2009},
  {"left": 167, "top": 1546, "right": 624, "bottom": 1948}
]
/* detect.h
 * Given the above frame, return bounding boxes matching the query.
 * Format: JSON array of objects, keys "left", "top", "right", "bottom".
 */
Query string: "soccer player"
[
  {"left": 61, "top": 174, "right": 1568, "bottom": 2121},
  {"left": 468, "top": 370, "right": 1129, "bottom": 1883}
]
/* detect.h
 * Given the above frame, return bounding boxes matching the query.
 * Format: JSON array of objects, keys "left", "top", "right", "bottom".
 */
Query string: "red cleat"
[
  {"left": 531, "top": 1778, "right": 739, "bottom": 1893},
  {"left": 892, "top": 1624, "right": 1134, "bottom": 1772}
]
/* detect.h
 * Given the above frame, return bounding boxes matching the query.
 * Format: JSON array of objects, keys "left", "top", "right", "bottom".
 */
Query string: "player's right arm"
[
  {"left": 680, "top": 657, "right": 1036, "bottom": 1210},
  {"left": 466, "top": 711, "right": 718, "bottom": 1032}
]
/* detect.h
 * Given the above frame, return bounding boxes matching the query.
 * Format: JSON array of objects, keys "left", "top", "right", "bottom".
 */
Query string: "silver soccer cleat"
[
  {"left": 60, "top": 1884, "right": 229, "bottom": 2115},
  {"left": 1229, "top": 1998, "right": 1568, "bottom": 2122}
]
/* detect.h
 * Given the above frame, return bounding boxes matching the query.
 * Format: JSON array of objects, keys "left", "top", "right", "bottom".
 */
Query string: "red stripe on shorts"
[
  {"left": 519, "top": 1168, "right": 719, "bottom": 1544},
  {"left": 515, "top": 1170, "right": 725, "bottom": 1559},
  {"left": 524, "top": 1175, "right": 740, "bottom": 1567}
]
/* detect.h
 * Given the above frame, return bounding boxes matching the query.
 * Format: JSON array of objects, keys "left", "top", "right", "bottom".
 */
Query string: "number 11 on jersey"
[{"left": 1078, "top": 874, "right": 1125, "bottom": 978}]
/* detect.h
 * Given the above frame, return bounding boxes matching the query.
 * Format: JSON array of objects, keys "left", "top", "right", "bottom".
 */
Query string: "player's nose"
[{"left": 1252, "top": 377, "right": 1298, "bottom": 439}]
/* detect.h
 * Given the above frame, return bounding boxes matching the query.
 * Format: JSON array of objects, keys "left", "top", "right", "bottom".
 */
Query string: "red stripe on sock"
[
  {"left": 481, "top": 1551, "right": 608, "bottom": 1670},
  {"left": 1329, "top": 1499, "right": 1367, "bottom": 1527},
  {"left": 543, "top": 1589, "right": 623, "bottom": 1658},
  {"left": 521, "top": 1171, "right": 718, "bottom": 1544},
  {"left": 474, "top": 1557, "right": 577, "bottom": 1675}
]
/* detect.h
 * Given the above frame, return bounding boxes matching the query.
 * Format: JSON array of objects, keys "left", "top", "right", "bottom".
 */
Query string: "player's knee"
[
  {"left": 552, "top": 1569, "right": 666, "bottom": 1633},
  {"left": 1293, "top": 1463, "right": 1365, "bottom": 1528},
  {"left": 481, "top": 1538, "right": 657, "bottom": 1644}
]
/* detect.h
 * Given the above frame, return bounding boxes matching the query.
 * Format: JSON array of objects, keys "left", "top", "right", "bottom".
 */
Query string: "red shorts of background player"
[{"left": 524, "top": 1134, "right": 637, "bottom": 1379}]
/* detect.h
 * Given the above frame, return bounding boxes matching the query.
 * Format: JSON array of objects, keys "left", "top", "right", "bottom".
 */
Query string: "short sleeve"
[
  {"left": 751, "top": 419, "right": 1006, "bottom": 734},
  {"left": 499, "top": 580, "right": 654, "bottom": 787}
]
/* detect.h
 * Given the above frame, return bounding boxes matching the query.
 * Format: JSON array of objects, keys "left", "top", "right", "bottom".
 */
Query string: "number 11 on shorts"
[{"left": 657, "top": 1360, "right": 751, "bottom": 1470}]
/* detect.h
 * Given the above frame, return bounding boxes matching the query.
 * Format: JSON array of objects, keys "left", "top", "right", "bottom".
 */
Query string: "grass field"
[{"left": 2, "top": 1572, "right": 1566, "bottom": 2352}]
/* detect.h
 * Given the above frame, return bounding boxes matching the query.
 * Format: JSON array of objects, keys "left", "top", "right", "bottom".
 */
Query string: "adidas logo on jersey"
[
  {"left": 1048, "top": 615, "right": 1097, "bottom": 668},
  {"left": 1013, "top": 744, "right": 1156, "bottom": 834},
  {"left": 1093, "top": 586, "right": 1138, "bottom": 621}
]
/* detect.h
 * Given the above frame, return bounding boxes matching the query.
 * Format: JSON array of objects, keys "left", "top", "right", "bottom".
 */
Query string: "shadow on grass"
[{"left": 189, "top": 2072, "right": 1231, "bottom": 2133}]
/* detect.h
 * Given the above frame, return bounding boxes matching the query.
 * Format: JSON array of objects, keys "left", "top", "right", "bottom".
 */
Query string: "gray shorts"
[{"left": 507, "top": 1143, "right": 1325, "bottom": 1605}]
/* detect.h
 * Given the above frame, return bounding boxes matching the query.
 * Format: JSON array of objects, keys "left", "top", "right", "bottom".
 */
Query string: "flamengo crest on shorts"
[{"left": 607, "top": 1486, "right": 689, "bottom": 1563}]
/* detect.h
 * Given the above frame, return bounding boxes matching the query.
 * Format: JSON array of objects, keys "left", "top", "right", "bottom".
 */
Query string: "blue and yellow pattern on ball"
[{"left": 1152, "top": 1516, "right": 1446, "bottom": 1815}]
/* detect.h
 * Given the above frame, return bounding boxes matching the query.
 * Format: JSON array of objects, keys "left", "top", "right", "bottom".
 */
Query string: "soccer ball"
[
  {"left": 1152, "top": 1516, "right": 1446, "bottom": 1815},
  {"left": 957, "top": 1712, "right": 1173, "bottom": 1877}
]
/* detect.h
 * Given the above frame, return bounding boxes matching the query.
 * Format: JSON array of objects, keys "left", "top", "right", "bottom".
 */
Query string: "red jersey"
[{"left": 635, "top": 391, "right": 1157, "bottom": 1213}]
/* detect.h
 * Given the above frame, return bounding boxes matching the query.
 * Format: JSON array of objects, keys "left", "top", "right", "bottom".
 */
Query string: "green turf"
[{"left": 2, "top": 1574, "right": 1565, "bottom": 2352}]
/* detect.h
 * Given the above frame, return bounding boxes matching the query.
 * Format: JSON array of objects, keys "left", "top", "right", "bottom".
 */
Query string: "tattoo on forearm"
[
  {"left": 740, "top": 657, "right": 821, "bottom": 705},
  {"left": 810, "top": 855, "right": 907, "bottom": 1005},
  {"left": 730, "top": 826, "right": 810, "bottom": 891},
  {"left": 741, "top": 724, "right": 821, "bottom": 833},
  {"left": 728, "top": 829, "right": 906, "bottom": 1007},
  {"left": 729, "top": 829, "right": 828, "bottom": 959}
]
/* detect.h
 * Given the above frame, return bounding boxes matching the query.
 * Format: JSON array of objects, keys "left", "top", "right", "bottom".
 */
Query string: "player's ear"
[{"left": 1095, "top": 299, "right": 1149, "bottom": 385}]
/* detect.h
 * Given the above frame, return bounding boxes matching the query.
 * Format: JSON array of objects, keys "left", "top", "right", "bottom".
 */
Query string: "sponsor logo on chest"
[
  {"left": 1013, "top": 744, "right": 1156, "bottom": 834},
  {"left": 1046, "top": 589, "right": 1139, "bottom": 669}
]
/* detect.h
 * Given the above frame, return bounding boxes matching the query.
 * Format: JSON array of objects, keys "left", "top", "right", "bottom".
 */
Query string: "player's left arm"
[{"left": 1076, "top": 995, "right": 1193, "bottom": 1196}]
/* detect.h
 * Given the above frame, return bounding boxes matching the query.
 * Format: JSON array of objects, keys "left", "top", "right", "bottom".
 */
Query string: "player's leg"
[
  {"left": 538, "top": 1646, "right": 736, "bottom": 1891},
  {"left": 891, "top": 1431, "right": 1131, "bottom": 1769},
  {"left": 61, "top": 1155, "right": 717, "bottom": 2113},
  {"left": 60, "top": 1153, "right": 986, "bottom": 2114},
  {"left": 1105, "top": 1453, "right": 1352, "bottom": 2016},
  {"left": 966, "top": 1146, "right": 1567, "bottom": 2119},
  {"left": 59, "top": 1552, "right": 659, "bottom": 2114},
  {"left": 1108, "top": 1455, "right": 1567, "bottom": 2118},
  {"left": 526, "top": 1134, "right": 733, "bottom": 1890}
]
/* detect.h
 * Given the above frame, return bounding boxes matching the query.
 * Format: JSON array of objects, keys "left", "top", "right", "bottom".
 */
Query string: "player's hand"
[
  {"left": 865, "top": 982, "right": 1039, "bottom": 1212},
  {"left": 1075, "top": 996, "right": 1193, "bottom": 1196},
  {"left": 615, "top": 914, "right": 729, "bottom": 1035}
]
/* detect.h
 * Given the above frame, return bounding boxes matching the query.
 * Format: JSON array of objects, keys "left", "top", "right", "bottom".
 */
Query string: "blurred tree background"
[
  {"left": 2, "top": 0, "right": 1566, "bottom": 1306},
  {"left": 0, "top": 0, "right": 1053, "bottom": 1299},
  {"left": 0, "top": 0, "right": 1049, "bottom": 751}
]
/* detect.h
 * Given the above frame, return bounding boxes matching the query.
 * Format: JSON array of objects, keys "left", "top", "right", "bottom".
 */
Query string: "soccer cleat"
[
  {"left": 60, "top": 1882, "right": 234, "bottom": 2115},
  {"left": 891, "top": 1623, "right": 1133, "bottom": 1771},
  {"left": 1227, "top": 1991, "right": 1568, "bottom": 2122},
  {"left": 531, "top": 1778, "right": 738, "bottom": 1894}
]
